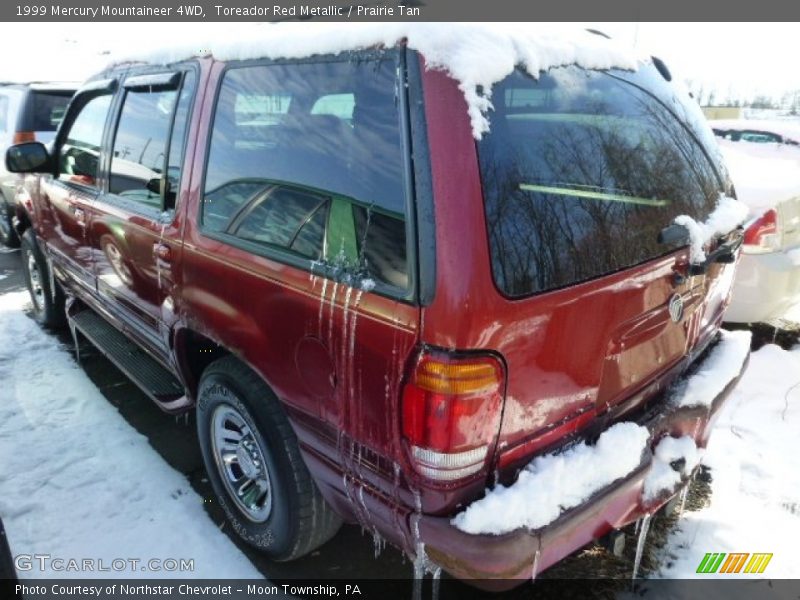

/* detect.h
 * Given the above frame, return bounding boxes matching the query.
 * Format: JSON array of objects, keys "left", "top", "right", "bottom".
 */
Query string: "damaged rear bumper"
[{"left": 415, "top": 331, "right": 751, "bottom": 588}]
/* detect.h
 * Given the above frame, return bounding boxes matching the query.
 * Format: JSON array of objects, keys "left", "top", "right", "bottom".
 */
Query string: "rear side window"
[
  {"left": 202, "top": 54, "right": 408, "bottom": 290},
  {"left": 59, "top": 94, "right": 113, "bottom": 187},
  {"left": 479, "top": 65, "right": 724, "bottom": 297},
  {"left": 26, "top": 91, "right": 73, "bottom": 131}
]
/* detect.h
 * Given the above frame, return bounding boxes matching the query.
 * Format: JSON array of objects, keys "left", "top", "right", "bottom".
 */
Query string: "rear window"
[
  {"left": 479, "top": 65, "right": 724, "bottom": 298},
  {"left": 23, "top": 91, "right": 73, "bottom": 131}
]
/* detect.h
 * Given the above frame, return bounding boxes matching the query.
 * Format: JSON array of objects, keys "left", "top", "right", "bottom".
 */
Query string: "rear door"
[
  {"left": 182, "top": 53, "right": 419, "bottom": 454},
  {"left": 40, "top": 88, "right": 115, "bottom": 293},
  {"left": 88, "top": 69, "right": 197, "bottom": 357}
]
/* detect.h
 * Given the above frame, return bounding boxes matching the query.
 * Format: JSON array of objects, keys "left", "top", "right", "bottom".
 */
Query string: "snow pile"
[
  {"left": 655, "top": 342, "right": 800, "bottom": 578},
  {"left": 643, "top": 436, "right": 701, "bottom": 502},
  {"left": 112, "top": 23, "right": 638, "bottom": 139},
  {"left": 0, "top": 291, "right": 261, "bottom": 579},
  {"left": 452, "top": 422, "right": 649, "bottom": 535},
  {"left": 674, "top": 194, "right": 749, "bottom": 263},
  {"left": 719, "top": 140, "right": 800, "bottom": 215},
  {"left": 673, "top": 329, "right": 751, "bottom": 409}
]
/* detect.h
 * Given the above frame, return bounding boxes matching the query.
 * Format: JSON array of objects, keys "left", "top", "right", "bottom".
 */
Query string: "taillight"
[
  {"left": 12, "top": 132, "right": 35, "bottom": 144},
  {"left": 743, "top": 208, "right": 780, "bottom": 253},
  {"left": 401, "top": 349, "right": 505, "bottom": 482}
]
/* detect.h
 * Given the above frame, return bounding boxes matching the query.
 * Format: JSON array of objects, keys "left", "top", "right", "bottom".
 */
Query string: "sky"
[{"left": 0, "top": 22, "right": 798, "bottom": 104}]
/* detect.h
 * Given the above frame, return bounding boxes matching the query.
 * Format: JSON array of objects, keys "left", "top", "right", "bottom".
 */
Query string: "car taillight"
[
  {"left": 401, "top": 349, "right": 505, "bottom": 482},
  {"left": 743, "top": 208, "right": 780, "bottom": 253},
  {"left": 12, "top": 132, "right": 35, "bottom": 144}
]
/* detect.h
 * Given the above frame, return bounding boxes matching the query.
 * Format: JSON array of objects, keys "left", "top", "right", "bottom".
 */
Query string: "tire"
[
  {"left": 196, "top": 356, "right": 342, "bottom": 560},
  {"left": 20, "top": 229, "right": 65, "bottom": 328},
  {"left": 0, "top": 197, "right": 20, "bottom": 248}
]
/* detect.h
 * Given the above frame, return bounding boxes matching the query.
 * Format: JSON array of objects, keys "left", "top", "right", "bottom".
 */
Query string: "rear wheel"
[
  {"left": 20, "top": 229, "right": 65, "bottom": 328},
  {"left": 196, "top": 356, "right": 342, "bottom": 560}
]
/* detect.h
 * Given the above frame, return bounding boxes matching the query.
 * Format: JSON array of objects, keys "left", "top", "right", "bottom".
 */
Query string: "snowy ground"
[
  {"left": 0, "top": 290, "right": 261, "bottom": 579},
  {"left": 1, "top": 275, "right": 798, "bottom": 585},
  {"left": 654, "top": 340, "right": 800, "bottom": 578}
]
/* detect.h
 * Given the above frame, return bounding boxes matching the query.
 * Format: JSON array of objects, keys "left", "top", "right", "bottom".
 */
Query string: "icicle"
[
  {"left": 372, "top": 530, "right": 386, "bottom": 559},
  {"left": 678, "top": 484, "right": 690, "bottom": 517},
  {"left": 632, "top": 513, "right": 652, "bottom": 583},
  {"left": 327, "top": 281, "right": 339, "bottom": 351},
  {"left": 317, "top": 277, "right": 329, "bottom": 337},
  {"left": 530, "top": 549, "right": 541, "bottom": 581},
  {"left": 431, "top": 566, "right": 442, "bottom": 600}
]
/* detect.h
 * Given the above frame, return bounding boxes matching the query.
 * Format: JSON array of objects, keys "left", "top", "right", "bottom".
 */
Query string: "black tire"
[
  {"left": 20, "top": 229, "right": 65, "bottom": 328},
  {"left": 196, "top": 356, "right": 342, "bottom": 560},
  {"left": 0, "top": 196, "right": 20, "bottom": 248}
]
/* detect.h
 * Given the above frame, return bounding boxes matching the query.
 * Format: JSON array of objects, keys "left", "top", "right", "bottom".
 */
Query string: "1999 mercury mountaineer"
[{"left": 5, "top": 25, "right": 750, "bottom": 587}]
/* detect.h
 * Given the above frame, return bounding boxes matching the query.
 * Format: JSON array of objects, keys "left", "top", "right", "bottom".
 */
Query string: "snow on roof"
[
  {"left": 111, "top": 23, "right": 638, "bottom": 139},
  {"left": 710, "top": 118, "right": 800, "bottom": 144}
]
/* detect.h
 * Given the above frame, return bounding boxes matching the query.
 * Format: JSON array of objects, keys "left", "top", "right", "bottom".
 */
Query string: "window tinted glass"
[
  {"left": 203, "top": 54, "right": 408, "bottom": 289},
  {"left": 479, "top": 65, "right": 724, "bottom": 297},
  {"left": 109, "top": 87, "right": 177, "bottom": 206},
  {"left": 59, "top": 94, "right": 112, "bottom": 187},
  {"left": 165, "top": 71, "right": 197, "bottom": 208},
  {"left": 233, "top": 186, "right": 327, "bottom": 259},
  {"left": 353, "top": 206, "right": 407, "bottom": 289},
  {"left": 27, "top": 91, "right": 72, "bottom": 131}
]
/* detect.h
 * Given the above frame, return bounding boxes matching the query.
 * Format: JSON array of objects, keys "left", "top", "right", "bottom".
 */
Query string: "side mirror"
[
  {"left": 146, "top": 177, "right": 163, "bottom": 195},
  {"left": 6, "top": 142, "right": 50, "bottom": 174}
]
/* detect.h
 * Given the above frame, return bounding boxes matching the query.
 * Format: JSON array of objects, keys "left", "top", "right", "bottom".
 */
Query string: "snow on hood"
[
  {"left": 718, "top": 140, "right": 800, "bottom": 216},
  {"left": 711, "top": 118, "right": 800, "bottom": 144},
  {"left": 674, "top": 193, "right": 749, "bottom": 263},
  {"left": 110, "top": 23, "right": 638, "bottom": 139}
]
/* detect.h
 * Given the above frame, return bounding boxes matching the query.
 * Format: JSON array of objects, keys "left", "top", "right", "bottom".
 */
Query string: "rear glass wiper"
[
  {"left": 519, "top": 183, "right": 669, "bottom": 207},
  {"left": 658, "top": 222, "right": 743, "bottom": 275}
]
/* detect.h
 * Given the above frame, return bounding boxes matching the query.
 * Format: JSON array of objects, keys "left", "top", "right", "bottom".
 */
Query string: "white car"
[{"left": 713, "top": 120, "right": 800, "bottom": 324}]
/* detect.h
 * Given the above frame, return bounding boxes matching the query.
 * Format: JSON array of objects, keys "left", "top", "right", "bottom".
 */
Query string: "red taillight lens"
[
  {"left": 12, "top": 132, "right": 35, "bottom": 144},
  {"left": 743, "top": 209, "right": 779, "bottom": 251},
  {"left": 401, "top": 350, "right": 505, "bottom": 482}
]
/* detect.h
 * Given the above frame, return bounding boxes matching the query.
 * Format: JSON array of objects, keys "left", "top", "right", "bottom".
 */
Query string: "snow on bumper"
[{"left": 418, "top": 331, "right": 751, "bottom": 585}]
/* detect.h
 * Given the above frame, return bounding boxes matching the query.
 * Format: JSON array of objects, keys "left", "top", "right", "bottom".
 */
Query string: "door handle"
[{"left": 153, "top": 242, "right": 172, "bottom": 262}]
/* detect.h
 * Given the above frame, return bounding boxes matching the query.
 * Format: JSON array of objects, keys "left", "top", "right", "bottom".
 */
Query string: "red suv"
[{"left": 6, "top": 38, "right": 748, "bottom": 586}]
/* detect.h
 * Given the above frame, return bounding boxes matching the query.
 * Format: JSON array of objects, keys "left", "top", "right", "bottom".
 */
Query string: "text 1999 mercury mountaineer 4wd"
[{"left": 5, "top": 25, "right": 751, "bottom": 588}]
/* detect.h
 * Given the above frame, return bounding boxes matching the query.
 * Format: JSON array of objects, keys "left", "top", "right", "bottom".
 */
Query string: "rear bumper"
[
  {"left": 725, "top": 249, "right": 800, "bottom": 323},
  {"left": 414, "top": 337, "right": 750, "bottom": 588}
]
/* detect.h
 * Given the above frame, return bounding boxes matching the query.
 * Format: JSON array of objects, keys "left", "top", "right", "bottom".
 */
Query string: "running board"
[{"left": 69, "top": 309, "right": 189, "bottom": 411}]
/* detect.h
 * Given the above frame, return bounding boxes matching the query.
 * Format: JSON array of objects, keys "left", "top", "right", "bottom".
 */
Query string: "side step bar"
[{"left": 69, "top": 309, "right": 189, "bottom": 411}]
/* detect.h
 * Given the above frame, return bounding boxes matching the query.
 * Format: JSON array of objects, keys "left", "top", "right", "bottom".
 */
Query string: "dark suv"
[
  {"left": 0, "top": 82, "right": 76, "bottom": 246},
  {"left": 6, "top": 40, "right": 748, "bottom": 587}
]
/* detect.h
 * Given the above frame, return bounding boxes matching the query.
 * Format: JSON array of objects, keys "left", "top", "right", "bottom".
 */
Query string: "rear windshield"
[
  {"left": 21, "top": 91, "right": 73, "bottom": 132},
  {"left": 479, "top": 64, "right": 725, "bottom": 298}
]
